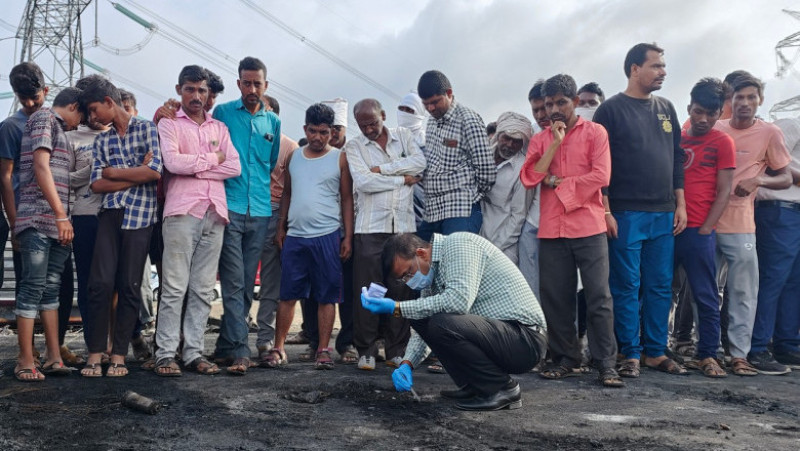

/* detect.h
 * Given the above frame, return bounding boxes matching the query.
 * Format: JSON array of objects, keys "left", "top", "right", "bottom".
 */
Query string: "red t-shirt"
[{"left": 680, "top": 128, "right": 736, "bottom": 227}]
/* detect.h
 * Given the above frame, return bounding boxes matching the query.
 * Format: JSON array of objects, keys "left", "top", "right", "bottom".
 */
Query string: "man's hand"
[
  {"left": 101, "top": 166, "right": 117, "bottom": 180},
  {"left": 142, "top": 151, "right": 153, "bottom": 166},
  {"left": 392, "top": 363, "right": 413, "bottom": 392},
  {"left": 673, "top": 205, "right": 687, "bottom": 235},
  {"left": 370, "top": 166, "right": 381, "bottom": 174},
  {"left": 10, "top": 231, "right": 19, "bottom": 252},
  {"left": 215, "top": 151, "right": 226, "bottom": 164},
  {"left": 154, "top": 99, "right": 181, "bottom": 123},
  {"left": 734, "top": 177, "right": 760, "bottom": 197},
  {"left": 551, "top": 120, "right": 566, "bottom": 143},
  {"left": 275, "top": 227, "right": 287, "bottom": 250},
  {"left": 403, "top": 175, "right": 421, "bottom": 186},
  {"left": 698, "top": 225, "right": 713, "bottom": 235},
  {"left": 361, "top": 289, "right": 395, "bottom": 315},
  {"left": 605, "top": 213, "right": 618, "bottom": 239},
  {"left": 56, "top": 219, "right": 74, "bottom": 246},
  {"left": 340, "top": 236, "right": 352, "bottom": 261}
]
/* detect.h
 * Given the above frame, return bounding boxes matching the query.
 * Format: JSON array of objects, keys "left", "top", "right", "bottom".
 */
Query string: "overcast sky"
[{"left": 2, "top": 0, "right": 800, "bottom": 139}]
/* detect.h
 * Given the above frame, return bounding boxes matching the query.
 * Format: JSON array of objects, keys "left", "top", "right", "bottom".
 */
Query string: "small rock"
[{"left": 719, "top": 423, "right": 731, "bottom": 431}]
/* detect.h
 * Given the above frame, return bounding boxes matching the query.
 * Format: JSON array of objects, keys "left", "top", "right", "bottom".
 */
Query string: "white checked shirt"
[
  {"left": 423, "top": 101, "right": 496, "bottom": 222},
  {"left": 346, "top": 127, "right": 426, "bottom": 234}
]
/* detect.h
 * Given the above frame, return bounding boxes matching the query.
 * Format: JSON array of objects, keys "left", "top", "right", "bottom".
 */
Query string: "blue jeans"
[
  {"left": 674, "top": 228, "right": 720, "bottom": 359},
  {"left": 214, "top": 210, "right": 270, "bottom": 359},
  {"left": 752, "top": 204, "right": 800, "bottom": 354},
  {"left": 14, "top": 228, "right": 71, "bottom": 319},
  {"left": 608, "top": 211, "right": 674, "bottom": 359},
  {"left": 416, "top": 202, "right": 482, "bottom": 242}
]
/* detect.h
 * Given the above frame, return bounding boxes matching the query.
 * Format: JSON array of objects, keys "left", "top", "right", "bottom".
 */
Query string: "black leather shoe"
[
  {"left": 440, "top": 385, "right": 477, "bottom": 400},
  {"left": 455, "top": 380, "right": 522, "bottom": 411}
]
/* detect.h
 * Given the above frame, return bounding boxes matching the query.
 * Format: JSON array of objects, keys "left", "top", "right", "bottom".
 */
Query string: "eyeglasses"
[{"left": 396, "top": 257, "right": 419, "bottom": 284}]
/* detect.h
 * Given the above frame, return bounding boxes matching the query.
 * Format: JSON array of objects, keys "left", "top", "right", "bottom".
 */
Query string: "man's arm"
[
  {"left": 269, "top": 118, "right": 282, "bottom": 174},
  {"left": 699, "top": 168, "right": 734, "bottom": 234},
  {"left": 158, "top": 119, "right": 221, "bottom": 175},
  {"left": 673, "top": 188, "right": 687, "bottom": 235},
  {"left": 33, "top": 149, "right": 72, "bottom": 245},
  {"left": 0, "top": 159, "right": 15, "bottom": 227},
  {"left": 463, "top": 115, "right": 496, "bottom": 197},
  {"left": 734, "top": 166, "right": 792, "bottom": 196},
  {"left": 339, "top": 152, "right": 354, "bottom": 261},
  {"left": 195, "top": 127, "right": 241, "bottom": 180},
  {"left": 275, "top": 151, "right": 293, "bottom": 250},
  {"left": 345, "top": 140, "right": 404, "bottom": 194},
  {"left": 602, "top": 194, "right": 617, "bottom": 239},
  {"left": 376, "top": 129, "right": 427, "bottom": 175},
  {"left": 101, "top": 122, "right": 162, "bottom": 184}
]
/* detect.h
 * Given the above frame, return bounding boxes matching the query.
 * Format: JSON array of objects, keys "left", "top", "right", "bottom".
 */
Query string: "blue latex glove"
[
  {"left": 392, "top": 363, "right": 413, "bottom": 392},
  {"left": 360, "top": 289, "right": 396, "bottom": 315}
]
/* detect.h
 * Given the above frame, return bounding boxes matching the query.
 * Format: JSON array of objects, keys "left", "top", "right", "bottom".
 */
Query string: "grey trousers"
[
  {"left": 154, "top": 211, "right": 225, "bottom": 363},
  {"left": 539, "top": 233, "right": 617, "bottom": 370},
  {"left": 715, "top": 233, "right": 759, "bottom": 359},
  {"left": 256, "top": 210, "right": 281, "bottom": 348}
]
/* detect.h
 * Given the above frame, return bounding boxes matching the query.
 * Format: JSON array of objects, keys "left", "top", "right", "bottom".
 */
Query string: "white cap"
[{"left": 322, "top": 98, "right": 348, "bottom": 127}]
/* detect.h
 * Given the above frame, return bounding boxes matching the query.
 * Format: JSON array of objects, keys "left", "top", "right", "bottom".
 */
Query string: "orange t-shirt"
[{"left": 713, "top": 119, "right": 791, "bottom": 234}]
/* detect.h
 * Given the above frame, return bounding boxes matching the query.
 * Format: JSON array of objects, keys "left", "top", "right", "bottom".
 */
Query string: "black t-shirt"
[{"left": 594, "top": 93, "right": 684, "bottom": 212}]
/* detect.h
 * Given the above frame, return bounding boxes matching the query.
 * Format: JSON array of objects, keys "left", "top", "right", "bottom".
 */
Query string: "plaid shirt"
[
  {"left": 91, "top": 116, "right": 162, "bottom": 230},
  {"left": 401, "top": 232, "right": 546, "bottom": 367},
  {"left": 423, "top": 101, "right": 495, "bottom": 222}
]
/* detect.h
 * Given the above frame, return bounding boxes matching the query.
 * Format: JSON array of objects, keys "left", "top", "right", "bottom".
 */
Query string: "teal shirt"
[{"left": 212, "top": 98, "right": 281, "bottom": 217}]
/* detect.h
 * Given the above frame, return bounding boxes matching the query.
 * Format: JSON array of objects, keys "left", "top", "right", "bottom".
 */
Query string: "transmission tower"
[
  {"left": 15, "top": 0, "right": 92, "bottom": 99},
  {"left": 771, "top": 9, "right": 800, "bottom": 119}
]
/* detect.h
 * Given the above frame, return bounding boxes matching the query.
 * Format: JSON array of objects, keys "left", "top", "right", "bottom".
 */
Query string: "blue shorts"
[{"left": 280, "top": 231, "right": 342, "bottom": 304}]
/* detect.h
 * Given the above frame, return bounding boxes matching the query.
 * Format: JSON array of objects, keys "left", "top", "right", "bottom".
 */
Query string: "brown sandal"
[
  {"left": 644, "top": 357, "right": 688, "bottom": 375},
  {"left": 186, "top": 357, "right": 221, "bottom": 375},
  {"left": 618, "top": 359, "right": 640, "bottom": 378},
  {"left": 699, "top": 357, "right": 727, "bottom": 378},
  {"left": 730, "top": 357, "right": 758, "bottom": 377}
]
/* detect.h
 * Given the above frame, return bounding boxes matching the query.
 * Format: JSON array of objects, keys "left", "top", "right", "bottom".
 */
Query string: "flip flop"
[
  {"left": 645, "top": 357, "right": 688, "bottom": 375},
  {"left": 14, "top": 367, "right": 44, "bottom": 382},
  {"left": 81, "top": 363, "right": 103, "bottom": 378},
  {"left": 226, "top": 358, "right": 250, "bottom": 375},
  {"left": 41, "top": 361, "right": 72, "bottom": 376},
  {"left": 106, "top": 363, "right": 129, "bottom": 377}
]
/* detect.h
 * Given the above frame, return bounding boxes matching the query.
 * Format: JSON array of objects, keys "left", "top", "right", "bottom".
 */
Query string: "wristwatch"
[
  {"left": 393, "top": 302, "right": 402, "bottom": 318},
  {"left": 548, "top": 175, "right": 557, "bottom": 187}
]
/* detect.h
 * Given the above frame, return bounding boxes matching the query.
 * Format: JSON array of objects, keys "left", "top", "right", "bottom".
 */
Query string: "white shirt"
[
  {"left": 480, "top": 152, "right": 528, "bottom": 264},
  {"left": 345, "top": 127, "right": 426, "bottom": 234},
  {"left": 759, "top": 117, "right": 800, "bottom": 203}
]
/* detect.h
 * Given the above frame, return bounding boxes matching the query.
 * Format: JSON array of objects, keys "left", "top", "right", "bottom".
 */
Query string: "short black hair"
[
  {"left": 722, "top": 70, "right": 752, "bottom": 100},
  {"left": 577, "top": 82, "right": 605, "bottom": 102},
  {"left": 543, "top": 74, "right": 578, "bottom": 99},
  {"left": 264, "top": 95, "right": 280, "bottom": 115},
  {"left": 52, "top": 87, "right": 82, "bottom": 108},
  {"left": 9, "top": 62, "right": 46, "bottom": 97},
  {"left": 486, "top": 122, "right": 497, "bottom": 136},
  {"left": 79, "top": 77, "right": 121, "bottom": 106},
  {"left": 381, "top": 233, "right": 428, "bottom": 280},
  {"left": 689, "top": 77, "right": 726, "bottom": 112},
  {"left": 527, "top": 79, "right": 546, "bottom": 101},
  {"left": 305, "top": 103, "right": 335, "bottom": 127},
  {"left": 75, "top": 74, "right": 105, "bottom": 91},
  {"left": 178, "top": 65, "right": 208, "bottom": 86},
  {"left": 624, "top": 42, "right": 664, "bottom": 78},
  {"left": 238, "top": 56, "right": 267, "bottom": 78},
  {"left": 417, "top": 70, "right": 451, "bottom": 99},
  {"left": 206, "top": 68, "right": 225, "bottom": 94},
  {"left": 731, "top": 74, "right": 764, "bottom": 100},
  {"left": 119, "top": 89, "right": 136, "bottom": 107}
]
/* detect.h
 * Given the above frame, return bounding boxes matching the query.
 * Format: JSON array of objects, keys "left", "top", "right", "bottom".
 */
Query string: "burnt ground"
[{"left": 0, "top": 331, "right": 799, "bottom": 451}]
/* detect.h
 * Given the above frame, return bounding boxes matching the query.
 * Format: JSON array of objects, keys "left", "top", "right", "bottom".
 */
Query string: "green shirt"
[{"left": 402, "top": 232, "right": 546, "bottom": 367}]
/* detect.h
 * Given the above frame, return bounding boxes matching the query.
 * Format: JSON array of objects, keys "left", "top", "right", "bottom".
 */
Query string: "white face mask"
[
  {"left": 397, "top": 110, "right": 425, "bottom": 131},
  {"left": 575, "top": 107, "right": 597, "bottom": 121}
]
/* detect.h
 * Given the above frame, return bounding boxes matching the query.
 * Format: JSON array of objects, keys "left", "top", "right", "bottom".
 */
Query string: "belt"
[{"left": 755, "top": 200, "right": 800, "bottom": 212}]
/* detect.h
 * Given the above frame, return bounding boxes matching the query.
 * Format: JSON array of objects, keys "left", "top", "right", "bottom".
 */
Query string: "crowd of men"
[{"left": 1, "top": 40, "right": 799, "bottom": 412}]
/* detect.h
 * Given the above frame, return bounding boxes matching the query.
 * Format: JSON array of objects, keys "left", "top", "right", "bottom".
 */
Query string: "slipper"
[
  {"left": 186, "top": 357, "right": 221, "bottom": 375},
  {"left": 154, "top": 357, "right": 182, "bottom": 377},
  {"left": 645, "top": 357, "right": 688, "bottom": 375},
  {"left": 14, "top": 367, "right": 44, "bottom": 382},
  {"left": 618, "top": 359, "right": 640, "bottom": 378},
  {"left": 80, "top": 363, "right": 103, "bottom": 378},
  {"left": 427, "top": 363, "right": 447, "bottom": 374},
  {"left": 259, "top": 348, "right": 288, "bottom": 368},
  {"left": 227, "top": 357, "right": 251, "bottom": 376},
  {"left": 60, "top": 345, "right": 86, "bottom": 366},
  {"left": 730, "top": 357, "right": 758, "bottom": 377},
  {"left": 314, "top": 348, "right": 335, "bottom": 370},
  {"left": 41, "top": 361, "right": 72, "bottom": 376},
  {"left": 699, "top": 357, "right": 727, "bottom": 378},
  {"left": 338, "top": 345, "right": 358, "bottom": 365},
  {"left": 539, "top": 364, "right": 581, "bottom": 380},
  {"left": 599, "top": 368, "right": 625, "bottom": 387},
  {"left": 106, "top": 363, "right": 129, "bottom": 377}
]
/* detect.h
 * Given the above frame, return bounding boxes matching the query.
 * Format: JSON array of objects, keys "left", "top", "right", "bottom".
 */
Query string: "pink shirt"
[
  {"left": 521, "top": 117, "right": 611, "bottom": 239},
  {"left": 714, "top": 119, "right": 791, "bottom": 234},
  {"left": 157, "top": 109, "right": 241, "bottom": 223}
]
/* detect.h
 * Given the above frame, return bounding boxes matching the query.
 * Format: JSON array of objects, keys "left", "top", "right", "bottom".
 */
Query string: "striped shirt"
[
  {"left": 423, "top": 101, "right": 496, "bottom": 223},
  {"left": 15, "top": 108, "right": 74, "bottom": 238},
  {"left": 346, "top": 127, "right": 426, "bottom": 234},
  {"left": 90, "top": 116, "right": 162, "bottom": 230},
  {"left": 401, "top": 232, "right": 546, "bottom": 367}
]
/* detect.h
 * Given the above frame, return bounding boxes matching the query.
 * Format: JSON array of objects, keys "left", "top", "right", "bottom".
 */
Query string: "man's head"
[
  {"left": 205, "top": 68, "right": 224, "bottom": 112},
  {"left": 721, "top": 70, "right": 753, "bottom": 120},
  {"left": 492, "top": 112, "right": 533, "bottom": 161},
  {"left": 75, "top": 75, "right": 109, "bottom": 129},
  {"left": 730, "top": 74, "right": 764, "bottom": 123},
  {"left": 175, "top": 65, "right": 209, "bottom": 117},
  {"left": 418, "top": 70, "right": 453, "bottom": 119},
  {"left": 263, "top": 95, "right": 280, "bottom": 115},
  {"left": 119, "top": 89, "right": 138, "bottom": 116},
  {"left": 527, "top": 79, "right": 550, "bottom": 129},
  {"left": 354, "top": 99, "right": 386, "bottom": 142},
  {"left": 52, "top": 87, "right": 84, "bottom": 130},
  {"left": 397, "top": 90, "right": 428, "bottom": 131},
  {"left": 486, "top": 122, "right": 497, "bottom": 138},
  {"left": 624, "top": 42, "right": 666, "bottom": 93},
  {"left": 577, "top": 82, "right": 604, "bottom": 108},
  {"left": 543, "top": 74, "right": 579, "bottom": 126},
  {"left": 381, "top": 233, "right": 432, "bottom": 284},
  {"left": 303, "top": 103, "right": 335, "bottom": 153},
  {"left": 322, "top": 98, "right": 348, "bottom": 148},
  {"left": 79, "top": 76, "right": 122, "bottom": 126},
  {"left": 687, "top": 77, "right": 727, "bottom": 136},
  {"left": 9, "top": 62, "right": 48, "bottom": 116},
  {"left": 237, "top": 56, "right": 268, "bottom": 110}
]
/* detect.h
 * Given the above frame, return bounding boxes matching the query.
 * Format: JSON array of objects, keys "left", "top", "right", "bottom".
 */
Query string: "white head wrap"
[
  {"left": 397, "top": 90, "right": 429, "bottom": 133},
  {"left": 492, "top": 111, "right": 533, "bottom": 149},
  {"left": 322, "top": 98, "right": 348, "bottom": 127}
]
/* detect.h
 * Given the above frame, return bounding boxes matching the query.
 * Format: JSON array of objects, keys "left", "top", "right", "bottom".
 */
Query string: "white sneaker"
[
  {"left": 358, "top": 355, "right": 376, "bottom": 370},
  {"left": 387, "top": 356, "right": 404, "bottom": 368}
]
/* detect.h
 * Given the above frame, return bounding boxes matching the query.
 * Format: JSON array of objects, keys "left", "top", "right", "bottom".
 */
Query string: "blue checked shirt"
[
  {"left": 90, "top": 116, "right": 162, "bottom": 230},
  {"left": 423, "top": 101, "right": 496, "bottom": 222},
  {"left": 401, "top": 232, "right": 546, "bottom": 367}
]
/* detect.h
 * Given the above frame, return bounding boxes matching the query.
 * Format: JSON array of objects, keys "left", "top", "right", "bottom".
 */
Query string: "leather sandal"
[{"left": 618, "top": 359, "right": 640, "bottom": 378}]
